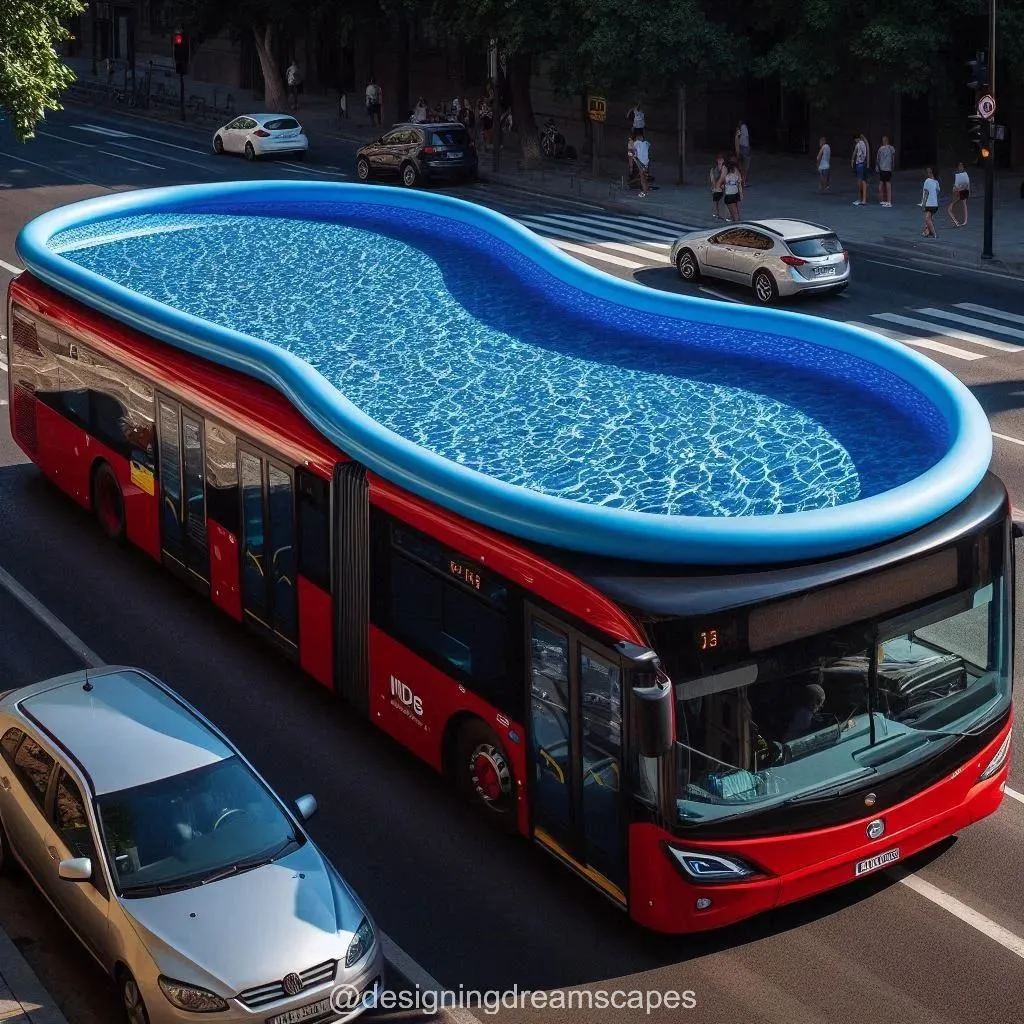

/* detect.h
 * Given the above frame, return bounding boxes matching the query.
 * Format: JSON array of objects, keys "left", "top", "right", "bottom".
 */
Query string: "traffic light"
[
  {"left": 173, "top": 31, "right": 189, "bottom": 75},
  {"left": 967, "top": 51, "right": 989, "bottom": 92},
  {"left": 968, "top": 116, "right": 991, "bottom": 164}
]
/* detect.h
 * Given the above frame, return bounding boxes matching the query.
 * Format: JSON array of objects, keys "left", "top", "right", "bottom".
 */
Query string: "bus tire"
[
  {"left": 454, "top": 719, "right": 517, "bottom": 831},
  {"left": 92, "top": 461, "right": 126, "bottom": 543}
]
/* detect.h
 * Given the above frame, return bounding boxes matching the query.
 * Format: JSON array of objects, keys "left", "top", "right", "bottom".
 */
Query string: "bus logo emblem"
[{"left": 866, "top": 818, "right": 886, "bottom": 840}]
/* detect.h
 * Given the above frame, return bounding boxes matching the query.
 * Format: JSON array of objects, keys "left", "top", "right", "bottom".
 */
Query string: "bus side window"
[
  {"left": 205, "top": 422, "right": 239, "bottom": 536},
  {"left": 296, "top": 469, "right": 330, "bottom": 592}
]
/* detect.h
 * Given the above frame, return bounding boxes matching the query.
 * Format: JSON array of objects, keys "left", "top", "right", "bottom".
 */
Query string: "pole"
[
  {"left": 676, "top": 84, "right": 687, "bottom": 185},
  {"left": 981, "top": 0, "right": 995, "bottom": 259},
  {"left": 492, "top": 74, "right": 501, "bottom": 173},
  {"left": 179, "top": 72, "right": 185, "bottom": 121}
]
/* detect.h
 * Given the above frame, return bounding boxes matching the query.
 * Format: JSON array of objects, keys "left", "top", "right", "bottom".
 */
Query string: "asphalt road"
[{"left": 1, "top": 103, "right": 1024, "bottom": 1024}]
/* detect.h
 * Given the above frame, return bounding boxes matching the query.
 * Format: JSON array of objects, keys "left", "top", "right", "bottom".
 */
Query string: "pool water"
[{"left": 50, "top": 203, "right": 948, "bottom": 518}]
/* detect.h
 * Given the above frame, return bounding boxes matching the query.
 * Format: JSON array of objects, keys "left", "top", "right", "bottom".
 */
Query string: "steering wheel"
[{"left": 212, "top": 807, "right": 247, "bottom": 831}]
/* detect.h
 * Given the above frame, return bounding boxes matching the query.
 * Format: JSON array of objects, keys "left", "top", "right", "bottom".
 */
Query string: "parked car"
[
  {"left": 356, "top": 122, "right": 478, "bottom": 188},
  {"left": 0, "top": 666, "right": 382, "bottom": 1024},
  {"left": 669, "top": 219, "right": 851, "bottom": 304},
  {"left": 212, "top": 114, "right": 309, "bottom": 161}
]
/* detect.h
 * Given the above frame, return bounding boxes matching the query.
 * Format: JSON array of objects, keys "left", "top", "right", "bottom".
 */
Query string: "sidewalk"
[
  {"left": 0, "top": 927, "right": 70, "bottom": 1024},
  {"left": 59, "top": 59, "right": 1024, "bottom": 276}
]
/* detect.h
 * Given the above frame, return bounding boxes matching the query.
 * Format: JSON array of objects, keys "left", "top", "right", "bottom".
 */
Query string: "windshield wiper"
[
  {"left": 783, "top": 772, "right": 876, "bottom": 806},
  {"left": 120, "top": 881, "right": 188, "bottom": 897},
  {"left": 199, "top": 836, "right": 300, "bottom": 886}
]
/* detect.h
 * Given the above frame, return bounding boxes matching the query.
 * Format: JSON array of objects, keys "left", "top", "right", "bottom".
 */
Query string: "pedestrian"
[
  {"left": 627, "top": 101, "right": 645, "bottom": 134},
  {"left": 851, "top": 133, "right": 869, "bottom": 205},
  {"left": 722, "top": 159, "right": 743, "bottom": 219},
  {"left": 411, "top": 96, "right": 428, "bottom": 123},
  {"left": 921, "top": 167, "right": 940, "bottom": 237},
  {"left": 365, "top": 77, "right": 383, "bottom": 126},
  {"left": 876, "top": 135, "right": 896, "bottom": 206},
  {"left": 633, "top": 133, "right": 651, "bottom": 197},
  {"left": 710, "top": 152, "right": 726, "bottom": 216},
  {"left": 338, "top": 89, "right": 348, "bottom": 120},
  {"left": 286, "top": 60, "right": 302, "bottom": 113},
  {"left": 815, "top": 136, "right": 831, "bottom": 192},
  {"left": 949, "top": 162, "right": 971, "bottom": 227},
  {"left": 735, "top": 119, "right": 751, "bottom": 185}
]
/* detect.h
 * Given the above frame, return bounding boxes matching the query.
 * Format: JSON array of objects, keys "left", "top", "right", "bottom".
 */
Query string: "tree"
[{"left": 0, "top": 0, "right": 84, "bottom": 143}]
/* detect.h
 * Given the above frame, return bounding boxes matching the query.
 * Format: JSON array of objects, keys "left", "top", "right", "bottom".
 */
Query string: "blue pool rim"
[{"left": 15, "top": 181, "right": 992, "bottom": 566}]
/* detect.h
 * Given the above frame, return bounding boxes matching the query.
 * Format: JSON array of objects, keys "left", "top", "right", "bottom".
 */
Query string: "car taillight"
[
  {"left": 422, "top": 145, "right": 437, "bottom": 155},
  {"left": 253, "top": 129, "right": 270, "bottom": 137},
  {"left": 780, "top": 255, "right": 806, "bottom": 267}
]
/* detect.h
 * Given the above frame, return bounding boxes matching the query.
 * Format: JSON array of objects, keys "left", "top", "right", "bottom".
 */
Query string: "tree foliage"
[{"left": 0, "top": 0, "right": 84, "bottom": 142}]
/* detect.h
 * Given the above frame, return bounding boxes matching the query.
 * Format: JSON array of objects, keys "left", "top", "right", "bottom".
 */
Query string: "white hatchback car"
[
  {"left": 0, "top": 666, "right": 383, "bottom": 1024},
  {"left": 213, "top": 113, "right": 309, "bottom": 161}
]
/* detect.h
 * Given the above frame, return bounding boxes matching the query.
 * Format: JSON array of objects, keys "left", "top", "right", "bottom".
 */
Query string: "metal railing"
[{"left": 66, "top": 73, "right": 236, "bottom": 126}]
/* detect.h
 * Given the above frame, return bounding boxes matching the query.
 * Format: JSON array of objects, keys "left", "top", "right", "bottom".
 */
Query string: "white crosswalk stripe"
[
  {"left": 846, "top": 322, "right": 985, "bottom": 361},
  {"left": 856, "top": 305, "right": 1024, "bottom": 362}
]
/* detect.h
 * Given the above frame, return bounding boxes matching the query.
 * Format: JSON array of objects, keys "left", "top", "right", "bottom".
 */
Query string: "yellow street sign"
[{"left": 587, "top": 95, "right": 606, "bottom": 122}]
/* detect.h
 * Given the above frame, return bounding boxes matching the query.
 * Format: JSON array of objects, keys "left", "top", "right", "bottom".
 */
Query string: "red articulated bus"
[{"left": 6, "top": 272, "right": 1015, "bottom": 934}]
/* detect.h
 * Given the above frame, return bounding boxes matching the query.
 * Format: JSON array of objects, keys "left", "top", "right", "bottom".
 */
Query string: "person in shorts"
[
  {"left": 633, "top": 134, "right": 651, "bottom": 197},
  {"left": 949, "top": 162, "right": 971, "bottom": 227},
  {"left": 815, "top": 136, "right": 831, "bottom": 192},
  {"left": 876, "top": 135, "right": 895, "bottom": 206},
  {"left": 722, "top": 159, "right": 743, "bottom": 219},
  {"left": 921, "top": 168, "right": 940, "bottom": 237},
  {"left": 710, "top": 153, "right": 726, "bottom": 216},
  {"left": 851, "top": 134, "right": 869, "bottom": 205},
  {"left": 365, "top": 78, "right": 382, "bottom": 126}
]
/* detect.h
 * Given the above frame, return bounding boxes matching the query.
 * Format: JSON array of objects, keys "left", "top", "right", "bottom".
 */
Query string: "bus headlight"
[
  {"left": 979, "top": 730, "right": 1011, "bottom": 781},
  {"left": 667, "top": 847, "right": 756, "bottom": 882}
]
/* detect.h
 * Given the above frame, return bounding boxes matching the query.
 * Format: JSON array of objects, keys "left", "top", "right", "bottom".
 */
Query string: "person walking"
[
  {"left": 722, "top": 159, "right": 743, "bottom": 219},
  {"left": 948, "top": 162, "right": 971, "bottom": 227},
  {"left": 815, "top": 136, "right": 831, "bottom": 192},
  {"left": 876, "top": 135, "right": 896, "bottom": 206},
  {"left": 921, "top": 168, "right": 940, "bottom": 237},
  {"left": 710, "top": 153, "right": 726, "bottom": 216},
  {"left": 627, "top": 101, "right": 645, "bottom": 134},
  {"left": 633, "top": 133, "right": 651, "bottom": 197},
  {"left": 286, "top": 61, "right": 302, "bottom": 113},
  {"left": 365, "top": 77, "right": 383, "bottom": 126},
  {"left": 851, "top": 134, "right": 869, "bottom": 205},
  {"left": 735, "top": 119, "right": 751, "bottom": 185}
]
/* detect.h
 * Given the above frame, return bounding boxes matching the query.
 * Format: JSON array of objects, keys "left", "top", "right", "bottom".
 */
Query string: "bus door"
[
  {"left": 156, "top": 396, "right": 209, "bottom": 587},
  {"left": 526, "top": 607, "right": 627, "bottom": 904},
  {"left": 237, "top": 445, "right": 298, "bottom": 648}
]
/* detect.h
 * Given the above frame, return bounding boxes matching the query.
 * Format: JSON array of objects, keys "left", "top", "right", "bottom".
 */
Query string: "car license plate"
[
  {"left": 447, "top": 151, "right": 463, "bottom": 159},
  {"left": 854, "top": 847, "right": 900, "bottom": 877},
  {"left": 266, "top": 996, "right": 334, "bottom": 1024},
  {"left": 813, "top": 265, "right": 836, "bottom": 277}
]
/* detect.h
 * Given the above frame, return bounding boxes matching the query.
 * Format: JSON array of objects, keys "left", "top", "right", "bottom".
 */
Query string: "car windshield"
[
  {"left": 788, "top": 234, "right": 844, "bottom": 257},
  {"left": 431, "top": 129, "right": 468, "bottom": 147},
  {"left": 96, "top": 755, "right": 301, "bottom": 895},
  {"left": 264, "top": 118, "right": 299, "bottom": 131},
  {"left": 668, "top": 570, "right": 1010, "bottom": 824}
]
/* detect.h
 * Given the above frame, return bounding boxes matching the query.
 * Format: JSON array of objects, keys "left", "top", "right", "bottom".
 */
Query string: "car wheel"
[
  {"left": 92, "top": 462, "right": 126, "bottom": 542},
  {"left": 753, "top": 270, "right": 778, "bottom": 305},
  {"left": 119, "top": 969, "right": 150, "bottom": 1024},
  {"left": 401, "top": 162, "right": 419, "bottom": 188},
  {"left": 676, "top": 248, "right": 700, "bottom": 282},
  {"left": 356, "top": 157, "right": 371, "bottom": 181},
  {"left": 454, "top": 720, "right": 517, "bottom": 832},
  {"left": 244, "top": 142, "right": 256, "bottom": 161},
  {"left": 213, "top": 135, "right": 224, "bottom": 155}
]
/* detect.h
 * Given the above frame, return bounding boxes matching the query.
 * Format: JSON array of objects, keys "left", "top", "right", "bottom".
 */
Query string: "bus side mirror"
[{"left": 632, "top": 680, "right": 674, "bottom": 759}]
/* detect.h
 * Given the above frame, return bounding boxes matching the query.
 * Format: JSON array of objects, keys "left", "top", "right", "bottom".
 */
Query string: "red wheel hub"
[{"left": 472, "top": 752, "right": 502, "bottom": 802}]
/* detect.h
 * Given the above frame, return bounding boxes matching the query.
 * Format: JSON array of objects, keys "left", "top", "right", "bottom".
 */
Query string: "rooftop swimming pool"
[{"left": 17, "top": 182, "right": 992, "bottom": 564}]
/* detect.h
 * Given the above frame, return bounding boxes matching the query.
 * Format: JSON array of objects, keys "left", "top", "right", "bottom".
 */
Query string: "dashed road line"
[{"left": 0, "top": 259, "right": 23, "bottom": 276}]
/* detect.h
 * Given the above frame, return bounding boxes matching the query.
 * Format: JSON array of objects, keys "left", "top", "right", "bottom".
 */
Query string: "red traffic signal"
[{"left": 173, "top": 32, "right": 183, "bottom": 45}]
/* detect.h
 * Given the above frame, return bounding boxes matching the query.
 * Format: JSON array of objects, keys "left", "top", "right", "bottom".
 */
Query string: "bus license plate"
[
  {"left": 854, "top": 847, "right": 900, "bottom": 877},
  {"left": 266, "top": 996, "right": 333, "bottom": 1024}
]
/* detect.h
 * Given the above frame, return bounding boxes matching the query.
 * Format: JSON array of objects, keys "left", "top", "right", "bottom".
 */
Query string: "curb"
[{"left": 0, "top": 926, "right": 70, "bottom": 1024}]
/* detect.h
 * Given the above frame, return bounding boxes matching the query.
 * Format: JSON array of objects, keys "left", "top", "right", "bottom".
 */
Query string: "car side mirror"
[
  {"left": 295, "top": 794, "right": 317, "bottom": 820},
  {"left": 58, "top": 856, "right": 92, "bottom": 882}
]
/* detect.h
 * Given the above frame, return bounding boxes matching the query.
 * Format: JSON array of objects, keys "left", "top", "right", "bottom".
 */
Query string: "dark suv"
[{"left": 355, "top": 123, "right": 478, "bottom": 188}]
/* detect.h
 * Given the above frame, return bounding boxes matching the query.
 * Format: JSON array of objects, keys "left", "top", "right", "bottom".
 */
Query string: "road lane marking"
[
  {"left": 0, "top": 150, "right": 108, "bottom": 187},
  {"left": 872, "top": 312, "right": 1020, "bottom": 352},
  {"left": 699, "top": 285, "right": 744, "bottom": 303},
  {"left": 72, "top": 124, "right": 134, "bottom": 138},
  {"left": 993, "top": 432, "right": 1024, "bottom": 447},
  {"left": 859, "top": 259, "right": 941, "bottom": 277},
  {"left": 845, "top": 321, "right": 983, "bottom": 361},
  {"left": 895, "top": 870, "right": 1024, "bottom": 960},
  {"left": 96, "top": 149, "right": 165, "bottom": 169},
  {"left": 917, "top": 307, "right": 1024, "bottom": 343},
  {"left": 547, "top": 239, "right": 643, "bottom": 269},
  {"left": 105, "top": 141, "right": 219, "bottom": 172},
  {"left": 955, "top": 303, "right": 1024, "bottom": 327},
  {"left": 1006, "top": 787, "right": 1024, "bottom": 805},
  {"left": 0, "top": 259, "right": 23, "bottom": 276},
  {"left": 0, "top": 562, "right": 473, "bottom": 1014}
]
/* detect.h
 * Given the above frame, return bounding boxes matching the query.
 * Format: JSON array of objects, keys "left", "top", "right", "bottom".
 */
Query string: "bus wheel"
[
  {"left": 93, "top": 462, "right": 126, "bottom": 542},
  {"left": 455, "top": 720, "right": 517, "bottom": 831}
]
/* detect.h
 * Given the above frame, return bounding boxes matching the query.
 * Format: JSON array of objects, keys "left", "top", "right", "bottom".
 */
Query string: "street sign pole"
[{"left": 981, "top": 0, "right": 996, "bottom": 260}]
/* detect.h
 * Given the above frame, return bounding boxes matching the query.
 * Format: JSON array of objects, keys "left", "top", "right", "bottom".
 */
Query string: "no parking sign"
[{"left": 977, "top": 94, "right": 996, "bottom": 119}]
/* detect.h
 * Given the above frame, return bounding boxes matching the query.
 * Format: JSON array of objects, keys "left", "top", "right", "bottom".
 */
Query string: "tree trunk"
[
  {"left": 252, "top": 23, "right": 286, "bottom": 112},
  {"left": 507, "top": 51, "right": 539, "bottom": 165}
]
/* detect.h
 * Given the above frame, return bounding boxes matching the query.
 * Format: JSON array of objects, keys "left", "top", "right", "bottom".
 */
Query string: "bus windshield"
[{"left": 671, "top": 573, "right": 1010, "bottom": 825}]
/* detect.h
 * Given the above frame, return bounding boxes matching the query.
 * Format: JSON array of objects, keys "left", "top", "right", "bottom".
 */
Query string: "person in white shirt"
[
  {"left": 633, "top": 133, "right": 651, "bottom": 197},
  {"left": 876, "top": 136, "right": 896, "bottom": 206},
  {"left": 948, "top": 162, "right": 971, "bottom": 227},
  {"left": 921, "top": 168, "right": 940, "bottom": 237},
  {"left": 815, "top": 136, "right": 831, "bottom": 192},
  {"left": 365, "top": 78, "right": 383, "bottom": 125},
  {"left": 627, "top": 102, "right": 645, "bottom": 132}
]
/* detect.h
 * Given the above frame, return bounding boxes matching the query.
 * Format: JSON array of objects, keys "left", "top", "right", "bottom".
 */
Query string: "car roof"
[
  {"left": 389, "top": 122, "right": 468, "bottom": 131},
  {"left": 748, "top": 218, "right": 836, "bottom": 240},
  {"left": 14, "top": 667, "right": 231, "bottom": 796}
]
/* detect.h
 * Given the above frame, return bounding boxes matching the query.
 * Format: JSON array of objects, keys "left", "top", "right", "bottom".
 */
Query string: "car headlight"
[
  {"left": 667, "top": 847, "right": 756, "bottom": 882},
  {"left": 979, "top": 729, "right": 1011, "bottom": 781},
  {"left": 345, "top": 917, "right": 374, "bottom": 968},
  {"left": 158, "top": 976, "right": 229, "bottom": 1012}
]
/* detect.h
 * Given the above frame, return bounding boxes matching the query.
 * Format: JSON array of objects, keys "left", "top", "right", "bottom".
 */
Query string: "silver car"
[
  {"left": 0, "top": 667, "right": 383, "bottom": 1024},
  {"left": 669, "top": 218, "right": 851, "bottom": 304}
]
